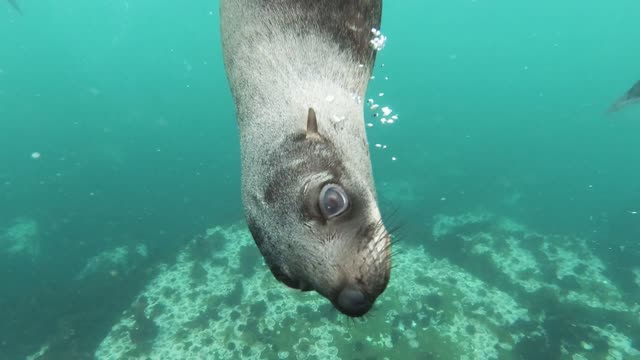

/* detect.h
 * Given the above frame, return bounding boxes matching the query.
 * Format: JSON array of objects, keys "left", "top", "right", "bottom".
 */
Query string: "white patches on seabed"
[
  {"left": 427, "top": 213, "right": 640, "bottom": 358},
  {"left": 26, "top": 344, "right": 50, "bottom": 360},
  {"left": 74, "top": 243, "right": 148, "bottom": 281},
  {"left": 93, "top": 212, "right": 640, "bottom": 359},
  {"left": 31, "top": 152, "right": 41, "bottom": 159},
  {"left": 591, "top": 324, "right": 640, "bottom": 358},
  {"left": 2, "top": 218, "right": 40, "bottom": 259},
  {"left": 433, "top": 213, "right": 638, "bottom": 312},
  {"left": 136, "top": 244, "right": 149, "bottom": 257},
  {"left": 395, "top": 244, "right": 528, "bottom": 359},
  {"left": 581, "top": 341, "right": 594, "bottom": 350}
]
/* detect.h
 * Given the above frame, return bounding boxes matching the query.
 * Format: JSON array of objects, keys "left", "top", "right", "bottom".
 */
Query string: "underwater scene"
[{"left": 1, "top": 0, "right": 640, "bottom": 359}]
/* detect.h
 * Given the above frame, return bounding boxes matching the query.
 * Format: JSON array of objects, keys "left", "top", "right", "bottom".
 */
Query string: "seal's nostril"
[{"left": 337, "top": 287, "right": 371, "bottom": 317}]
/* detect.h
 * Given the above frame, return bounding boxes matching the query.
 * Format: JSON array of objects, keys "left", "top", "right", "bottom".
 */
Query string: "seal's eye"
[{"left": 319, "top": 184, "right": 349, "bottom": 219}]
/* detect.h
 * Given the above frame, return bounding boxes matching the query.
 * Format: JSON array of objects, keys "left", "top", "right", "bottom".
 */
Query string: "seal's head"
[{"left": 246, "top": 108, "right": 391, "bottom": 317}]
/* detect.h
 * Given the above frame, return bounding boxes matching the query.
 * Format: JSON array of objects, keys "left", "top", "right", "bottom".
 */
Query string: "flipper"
[
  {"left": 7, "top": 0, "right": 22, "bottom": 14},
  {"left": 306, "top": 108, "right": 319, "bottom": 137},
  {"left": 608, "top": 80, "right": 640, "bottom": 113}
]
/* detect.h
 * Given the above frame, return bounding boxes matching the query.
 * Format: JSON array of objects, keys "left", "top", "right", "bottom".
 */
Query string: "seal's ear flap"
[{"left": 306, "top": 108, "right": 319, "bottom": 137}]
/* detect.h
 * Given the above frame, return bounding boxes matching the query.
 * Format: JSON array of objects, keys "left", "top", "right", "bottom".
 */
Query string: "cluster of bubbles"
[
  {"left": 370, "top": 28, "right": 387, "bottom": 51},
  {"left": 367, "top": 28, "right": 397, "bottom": 162},
  {"left": 367, "top": 99, "right": 398, "bottom": 126}
]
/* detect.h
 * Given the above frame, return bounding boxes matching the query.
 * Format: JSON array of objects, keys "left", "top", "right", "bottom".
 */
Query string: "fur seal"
[
  {"left": 220, "top": 0, "right": 390, "bottom": 317},
  {"left": 7, "top": 0, "right": 22, "bottom": 14},
  {"left": 608, "top": 80, "right": 640, "bottom": 113}
]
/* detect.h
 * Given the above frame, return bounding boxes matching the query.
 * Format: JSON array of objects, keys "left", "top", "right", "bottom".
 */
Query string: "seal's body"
[
  {"left": 220, "top": 0, "right": 390, "bottom": 317},
  {"left": 7, "top": 0, "right": 22, "bottom": 14},
  {"left": 609, "top": 80, "right": 640, "bottom": 113}
]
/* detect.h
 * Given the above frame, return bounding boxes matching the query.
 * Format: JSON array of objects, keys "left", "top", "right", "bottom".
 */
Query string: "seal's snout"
[{"left": 335, "top": 287, "right": 373, "bottom": 317}]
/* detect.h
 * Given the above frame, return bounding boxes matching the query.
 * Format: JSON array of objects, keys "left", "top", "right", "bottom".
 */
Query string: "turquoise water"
[{"left": 1, "top": 0, "right": 639, "bottom": 359}]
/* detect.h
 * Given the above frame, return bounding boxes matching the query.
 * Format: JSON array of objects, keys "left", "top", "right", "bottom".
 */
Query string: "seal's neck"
[
  {"left": 221, "top": 0, "right": 381, "bottom": 129},
  {"left": 241, "top": 33, "right": 369, "bottom": 119}
]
